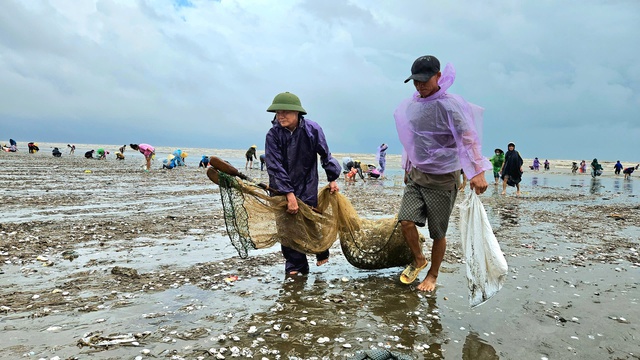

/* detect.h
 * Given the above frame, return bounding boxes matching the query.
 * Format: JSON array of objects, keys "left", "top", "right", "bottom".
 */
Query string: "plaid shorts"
[{"left": 397, "top": 180, "right": 457, "bottom": 240}]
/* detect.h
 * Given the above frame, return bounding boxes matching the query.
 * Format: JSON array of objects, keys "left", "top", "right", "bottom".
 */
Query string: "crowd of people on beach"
[{"left": 2, "top": 54, "right": 638, "bottom": 297}]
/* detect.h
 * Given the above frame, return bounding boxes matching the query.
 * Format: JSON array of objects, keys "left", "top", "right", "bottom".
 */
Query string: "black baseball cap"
[{"left": 404, "top": 55, "right": 441, "bottom": 83}]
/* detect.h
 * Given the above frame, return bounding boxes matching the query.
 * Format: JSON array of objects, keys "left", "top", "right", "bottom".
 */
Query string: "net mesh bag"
[{"left": 215, "top": 170, "right": 423, "bottom": 269}]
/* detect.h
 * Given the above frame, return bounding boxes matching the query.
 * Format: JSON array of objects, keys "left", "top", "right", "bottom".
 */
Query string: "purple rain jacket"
[
  {"left": 395, "top": 63, "right": 491, "bottom": 180},
  {"left": 265, "top": 117, "right": 341, "bottom": 207}
]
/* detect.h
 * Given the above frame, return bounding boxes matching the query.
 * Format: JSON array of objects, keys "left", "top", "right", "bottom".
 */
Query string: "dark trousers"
[{"left": 281, "top": 245, "right": 329, "bottom": 274}]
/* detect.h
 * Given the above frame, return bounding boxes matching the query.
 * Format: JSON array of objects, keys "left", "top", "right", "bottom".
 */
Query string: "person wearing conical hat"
[
  {"left": 265, "top": 91, "right": 341, "bottom": 275},
  {"left": 245, "top": 145, "right": 257, "bottom": 170}
]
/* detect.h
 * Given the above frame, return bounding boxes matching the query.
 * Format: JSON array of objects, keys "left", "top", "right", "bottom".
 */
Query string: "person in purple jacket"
[
  {"left": 265, "top": 92, "right": 341, "bottom": 275},
  {"left": 395, "top": 55, "right": 491, "bottom": 292}
]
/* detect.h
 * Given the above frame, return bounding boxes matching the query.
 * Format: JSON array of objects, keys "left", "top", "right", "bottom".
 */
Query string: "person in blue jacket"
[
  {"left": 265, "top": 92, "right": 341, "bottom": 275},
  {"left": 614, "top": 160, "right": 623, "bottom": 175},
  {"left": 172, "top": 149, "right": 185, "bottom": 166},
  {"left": 199, "top": 155, "right": 210, "bottom": 168}
]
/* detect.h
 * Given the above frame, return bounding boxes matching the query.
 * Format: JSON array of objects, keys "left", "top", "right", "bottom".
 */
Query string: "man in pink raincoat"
[{"left": 394, "top": 55, "right": 491, "bottom": 292}]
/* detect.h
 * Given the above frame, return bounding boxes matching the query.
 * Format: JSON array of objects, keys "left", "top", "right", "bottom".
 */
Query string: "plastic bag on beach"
[{"left": 457, "top": 192, "right": 508, "bottom": 308}]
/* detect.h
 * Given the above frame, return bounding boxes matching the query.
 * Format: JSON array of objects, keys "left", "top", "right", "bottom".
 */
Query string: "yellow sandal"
[{"left": 399, "top": 262, "right": 428, "bottom": 284}]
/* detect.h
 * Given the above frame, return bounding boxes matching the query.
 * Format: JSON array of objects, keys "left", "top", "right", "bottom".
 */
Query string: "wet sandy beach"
[{"left": 1, "top": 146, "right": 638, "bottom": 360}]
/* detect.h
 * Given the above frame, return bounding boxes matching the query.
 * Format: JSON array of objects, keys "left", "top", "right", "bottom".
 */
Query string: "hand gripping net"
[{"left": 215, "top": 171, "right": 422, "bottom": 269}]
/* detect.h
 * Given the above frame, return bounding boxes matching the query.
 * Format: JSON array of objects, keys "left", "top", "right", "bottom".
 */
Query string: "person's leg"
[
  {"left": 501, "top": 176, "right": 508, "bottom": 195},
  {"left": 316, "top": 249, "right": 329, "bottom": 266},
  {"left": 516, "top": 183, "right": 521, "bottom": 196},
  {"left": 145, "top": 156, "right": 151, "bottom": 171},
  {"left": 281, "top": 245, "right": 309, "bottom": 275},
  {"left": 400, "top": 221, "right": 427, "bottom": 269},
  {"left": 416, "top": 237, "right": 446, "bottom": 292},
  {"left": 416, "top": 186, "right": 456, "bottom": 292},
  {"left": 397, "top": 182, "right": 429, "bottom": 284}
]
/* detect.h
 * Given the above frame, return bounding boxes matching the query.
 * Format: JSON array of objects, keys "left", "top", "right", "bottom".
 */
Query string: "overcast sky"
[{"left": 1, "top": 0, "right": 639, "bottom": 161}]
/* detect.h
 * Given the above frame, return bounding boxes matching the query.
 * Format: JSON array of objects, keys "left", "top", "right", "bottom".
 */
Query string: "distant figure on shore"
[
  {"left": 245, "top": 145, "right": 257, "bottom": 170},
  {"left": 130, "top": 144, "right": 155, "bottom": 171},
  {"left": 367, "top": 164, "right": 381, "bottom": 179},
  {"left": 119, "top": 145, "right": 126, "bottom": 154},
  {"left": 591, "top": 158, "right": 603, "bottom": 178},
  {"left": 623, "top": 165, "right": 638, "bottom": 180},
  {"left": 199, "top": 155, "right": 209, "bottom": 168},
  {"left": 344, "top": 159, "right": 365, "bottom": 181},
  {"left": 614, "top": 160, "right": 623, "bottom": 175},
  {"left": 580, "top": 160, "right": 587, "bottom": 173},
  {"left": 342, "top": 157, "right": 353, "bottom": 174},
  {"left": 376, "top": 143, "right": 388, "bottom": 178},
  {"left": 571, "top": 162, "right": 578, "bottom": 174},
  {"left": 3, "top": 139, "right": 17, "bottom": 152},
  {"left": 163, "top": 154, "right": 178, "bottom": 169},
  {"left": 28, "top": 142, "right": 39, "bottom": 153},
  {"left": 52, "top": 147, "right": 62, "bottom": 157},
  {"left": 544, "top": 159, "right": 550, "bottom": 170},
  {"left": 96, "top": 148, "right": 109, "bottom": 160},
  {"left": 531, "top": 157, "right": 540, "bottom": 171},
  {"left": 259, "top": 154, "right": 266, "bottom": 171},
  {"left": 500, "top": 142, "right": 523, "bottom": 196},
  {"left": 115, "top": 152, "right": 125, "bottom": 160},
  {"left": 489, "top": 148, "right": 505, "bottom": 185},
  {"left": 85, "top": 150, "right": 95, "bottom": 159},
  {"left": 67, "top": 144, "right": 75, "bottom": 155},
  {"left": 171, "top": 149, "right": 186, "bottom": 167}
]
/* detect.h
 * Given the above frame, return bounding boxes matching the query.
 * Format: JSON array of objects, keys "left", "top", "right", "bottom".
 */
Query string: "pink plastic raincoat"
[{"left": 394, "top": 63, "right": 491, "bottom": 180}]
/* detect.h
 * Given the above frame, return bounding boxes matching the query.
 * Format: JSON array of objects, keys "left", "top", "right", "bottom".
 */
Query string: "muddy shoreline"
[{"left": 1, "top": 150, "right": 638, "bottom": 360}]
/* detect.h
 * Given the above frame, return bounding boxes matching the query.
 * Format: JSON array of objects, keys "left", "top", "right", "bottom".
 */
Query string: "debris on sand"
[
  {"left": 111, "top": 266, "right": 140, "bottom": 279},
  {"left": 77, "top": 330, "right": 151, "bottom": 348}
]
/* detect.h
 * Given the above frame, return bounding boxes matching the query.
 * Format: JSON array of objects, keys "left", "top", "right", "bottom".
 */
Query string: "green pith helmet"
[{"left": 266, "top": 92, "right": 307, "bottom": 115}]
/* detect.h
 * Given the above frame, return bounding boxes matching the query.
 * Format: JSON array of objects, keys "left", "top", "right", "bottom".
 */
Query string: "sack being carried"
[{"left": 457, "top": 192, "right": 508, "bottom": 308}]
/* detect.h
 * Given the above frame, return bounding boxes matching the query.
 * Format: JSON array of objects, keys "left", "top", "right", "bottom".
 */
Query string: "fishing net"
[{"left": 214, "top": 170, "right": 423, "bottom": 269}]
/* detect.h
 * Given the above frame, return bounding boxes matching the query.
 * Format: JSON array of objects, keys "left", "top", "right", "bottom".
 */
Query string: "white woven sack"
[{"left": 457, "top": 192, "right": 508, "bottom": 308}]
